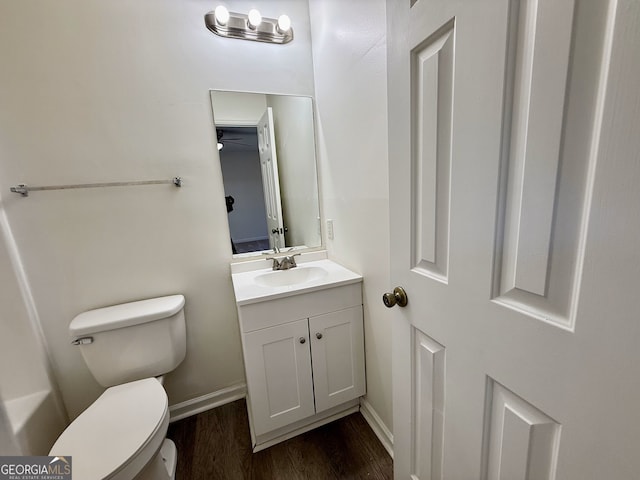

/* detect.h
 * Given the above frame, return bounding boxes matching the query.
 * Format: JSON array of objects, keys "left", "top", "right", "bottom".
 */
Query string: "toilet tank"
[{"left": 70, "top": 295, "right": 186, "bottom": 387}]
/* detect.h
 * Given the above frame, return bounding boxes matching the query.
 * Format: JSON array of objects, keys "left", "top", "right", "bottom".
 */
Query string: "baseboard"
[
  {"left": 253, "top": 403, "right": 360, "bottom": 453},
  {"left": 169, "top": 383, "right": 247, "bottom": 422},
  {"left": 359, "top": 398, "right": 393, "bottom": 458}
]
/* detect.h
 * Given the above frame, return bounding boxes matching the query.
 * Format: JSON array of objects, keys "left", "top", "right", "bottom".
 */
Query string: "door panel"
[
  {"left": 388, "top": 0, "right": 640, "bottom": 478},
  {"left": 410, "top": 19, "right": 454, "bottom": 282},
  {"left": 497, "top": 0, "right": 575, "bottom": 299},
  {"left": 412, "top": 330, "right": 445, "bottom": 480},
  {"left": 491, "top": 0, "right": 605, "bottom": 331},
  {"left": 482, "top": 381, "right": 561, "bottom": 480}
]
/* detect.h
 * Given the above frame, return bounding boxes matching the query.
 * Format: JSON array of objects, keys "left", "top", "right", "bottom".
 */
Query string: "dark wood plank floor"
[{"left": 167, "top": 399, "right": 392, "bottom": 480}]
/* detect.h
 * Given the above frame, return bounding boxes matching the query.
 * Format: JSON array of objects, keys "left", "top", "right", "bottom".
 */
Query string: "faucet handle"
[{"left": 285, "top": 253, "right": 301, "bottom": 267}]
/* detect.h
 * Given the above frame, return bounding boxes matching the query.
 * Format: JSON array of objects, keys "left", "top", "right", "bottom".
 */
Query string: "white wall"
[
  {"left": 0, "top": 0, "right": 315, "bottom": 420},
  {"left": 309, "top": 0, "right": 393, "bottom": 433},
  {"left": 268, "top": 95, "right": 321, "bottom": 248}
]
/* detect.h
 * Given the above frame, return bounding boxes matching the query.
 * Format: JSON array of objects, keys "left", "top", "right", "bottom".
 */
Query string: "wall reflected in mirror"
[{"left": 210, "top": 91, "right": 322, "bottom": 256}]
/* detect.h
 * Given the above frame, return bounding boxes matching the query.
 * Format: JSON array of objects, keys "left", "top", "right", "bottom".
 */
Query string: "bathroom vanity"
[{"left": 231, "top": 256, "right": 365, "bottom": 452}]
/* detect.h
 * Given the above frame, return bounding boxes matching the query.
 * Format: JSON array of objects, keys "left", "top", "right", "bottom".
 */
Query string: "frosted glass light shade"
[
  {"left": 277, "top": 14, "right": 291, "bottom": 33},
  {"left": 214, "top": 5, "right": 229, "bottom": 25},
  {"left": 247, "top": 9, "right": 262, "bottom": 29}
]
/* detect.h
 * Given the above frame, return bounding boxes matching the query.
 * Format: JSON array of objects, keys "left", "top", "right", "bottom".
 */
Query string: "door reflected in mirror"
[{"left": 210, "top": 91, "right": 322, "bottom": 256}]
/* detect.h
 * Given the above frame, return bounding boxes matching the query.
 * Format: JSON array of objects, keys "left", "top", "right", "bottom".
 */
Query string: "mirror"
[{"left": 210, "top": 90, "right": 321, "bottom": 256}]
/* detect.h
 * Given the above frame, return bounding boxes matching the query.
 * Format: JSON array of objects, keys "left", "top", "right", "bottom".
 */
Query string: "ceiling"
[{"left": 217, "top": 126, "right": 258, "bottom": 153}]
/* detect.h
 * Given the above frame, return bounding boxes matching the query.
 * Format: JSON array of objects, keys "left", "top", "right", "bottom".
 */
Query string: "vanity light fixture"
[{"left": 204, "top": 6, "right": 294, "bottom": 44}]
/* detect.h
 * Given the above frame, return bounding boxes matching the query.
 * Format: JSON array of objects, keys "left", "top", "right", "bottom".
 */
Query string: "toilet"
[{"left": 49, "top": 295, "right": 187, "bottom": 480}]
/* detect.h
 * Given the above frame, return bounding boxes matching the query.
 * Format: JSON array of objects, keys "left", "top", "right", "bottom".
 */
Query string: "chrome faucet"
[{"left": 267, "top": 253, "right": 300, "bottom": 271}]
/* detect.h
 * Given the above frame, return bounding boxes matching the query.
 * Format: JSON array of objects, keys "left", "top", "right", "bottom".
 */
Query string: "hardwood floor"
[{"left": 167, "top": 399, "right": 393, "bottom": 479}]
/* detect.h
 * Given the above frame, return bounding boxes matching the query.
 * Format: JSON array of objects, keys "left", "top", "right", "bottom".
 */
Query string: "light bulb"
[
  {"left": 214, "top": 5, "right": 229, "bottom": 26},
  {"left": 247, "top": 9, "right": 262, "bottom": 29},
  {"left": 277, "top": 14, "right": 291, "bottom": 33}
]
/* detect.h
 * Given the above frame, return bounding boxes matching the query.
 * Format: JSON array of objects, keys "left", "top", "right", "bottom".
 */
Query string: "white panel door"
[
  {"left": 243, "top": 319, "right": 314, "bottom": 436},
  {"left": 387, "top": 0, "right": 640, "bottom": 478},
  {"left": 257, "top": 107, "right": 285, "bottom": 250},
  {"left": 309, "top": 306, "right": 366, "bottom": 413}
]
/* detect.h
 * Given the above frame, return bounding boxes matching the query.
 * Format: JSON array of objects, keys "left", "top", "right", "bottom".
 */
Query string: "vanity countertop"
[{"left": 231, "top": 258, "right": 362, "bottom": 306}]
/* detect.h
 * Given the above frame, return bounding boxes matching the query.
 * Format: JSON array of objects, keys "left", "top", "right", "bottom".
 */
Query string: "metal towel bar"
[{"left": 9, "top": 177, "right": 182, "bottom": 197}]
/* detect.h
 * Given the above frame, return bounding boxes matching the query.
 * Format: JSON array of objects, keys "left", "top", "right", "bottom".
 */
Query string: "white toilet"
[{"left": 49, "top": 295, "right": 187, "bottom": 480}]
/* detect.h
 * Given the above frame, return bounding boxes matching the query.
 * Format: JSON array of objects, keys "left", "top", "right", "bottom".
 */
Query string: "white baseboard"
[
  {"left": 359, "top": 397, "right": 393, "bottom": 458},
  {"left": 168, "top": 383, "right": 247, "bottom": 423},
  {"left": 168, "top": 386, "right": 394, "bottom": 459},
  {"left": 253, "top": 403, "right": 360, "bottom": 453}
]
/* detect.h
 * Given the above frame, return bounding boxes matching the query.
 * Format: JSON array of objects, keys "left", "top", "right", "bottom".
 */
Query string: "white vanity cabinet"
[{"left": 236, "top": 281, "right": 365, "bottom": 451}]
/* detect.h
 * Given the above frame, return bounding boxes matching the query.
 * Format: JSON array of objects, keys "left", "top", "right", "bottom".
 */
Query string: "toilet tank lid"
[{"left": 70, "top": 295, "right": 185, "bottom": 337}]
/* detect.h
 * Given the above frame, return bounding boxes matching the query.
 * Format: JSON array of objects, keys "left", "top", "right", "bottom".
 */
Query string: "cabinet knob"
[
  {"left": 299, "top": 337, "right": 306, "bottom": 344},
  {"left": 315, "top": 332, "right": 323, "bottom": 340}
]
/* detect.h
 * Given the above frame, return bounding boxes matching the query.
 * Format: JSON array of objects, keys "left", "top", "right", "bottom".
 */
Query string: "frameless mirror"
[{"left": 210, "top": 90, "right": 321, "bottom": 256}]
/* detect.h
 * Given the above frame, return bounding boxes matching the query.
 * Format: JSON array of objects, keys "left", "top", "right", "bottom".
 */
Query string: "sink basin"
[
  {"left": 231, "top": 258, "right": 363, "bottom": 305},
  {"left": 254, "top": 266, "right": 328, "bottom": 288}
]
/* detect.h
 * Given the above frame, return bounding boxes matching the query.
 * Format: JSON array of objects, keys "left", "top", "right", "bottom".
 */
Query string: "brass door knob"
[
  {"left": 383, "top": 286, "right": 408, "bottom": 308},
  {"left": 315, "top": 332, "right": 323, "bottom": 339},
  {"left": 299, "top": 337, "right": 306, "bottom": 344}
]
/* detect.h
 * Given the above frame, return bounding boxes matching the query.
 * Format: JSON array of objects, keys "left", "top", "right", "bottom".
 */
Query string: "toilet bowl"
[
  {"left": 50, "top": 378, "right": 173, "bottom": 479},
  {"left": 49, "top": 295, "right": 186, "bottom": 480}
]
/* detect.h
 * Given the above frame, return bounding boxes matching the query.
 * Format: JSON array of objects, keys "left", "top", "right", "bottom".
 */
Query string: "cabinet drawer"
[{"left": 238, "top": 282, "right": 362, "bottom": 332}]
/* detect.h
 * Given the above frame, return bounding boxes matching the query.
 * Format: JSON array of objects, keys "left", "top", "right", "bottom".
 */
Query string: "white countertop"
[{"left": 231, "top": 258, "right": 363, "bottom": 306}]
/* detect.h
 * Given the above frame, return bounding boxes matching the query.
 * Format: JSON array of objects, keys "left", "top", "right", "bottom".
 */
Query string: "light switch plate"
[{"left": 327, "top": 219, "right": 334, "bottom": 240}]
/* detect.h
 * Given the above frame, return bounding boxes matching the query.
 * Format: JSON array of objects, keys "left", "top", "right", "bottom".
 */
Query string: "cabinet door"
[
  {"left": 244, "top": 319, "right": 315, "bottom": 436},
  {"left": 309, "top": 306, "right": 366, "bottom": 413}
]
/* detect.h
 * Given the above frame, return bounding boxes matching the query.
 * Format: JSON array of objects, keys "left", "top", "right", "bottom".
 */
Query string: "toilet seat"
[{"left": 50, "top": 378, "right": 168, "bottom": 480}]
